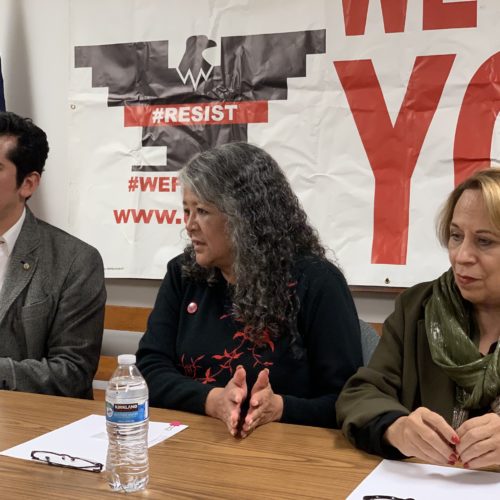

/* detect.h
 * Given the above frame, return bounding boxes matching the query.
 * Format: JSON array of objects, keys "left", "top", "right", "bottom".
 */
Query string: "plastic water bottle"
[{"left": 105, "top": 354, "right": 149, "bottom": 492}]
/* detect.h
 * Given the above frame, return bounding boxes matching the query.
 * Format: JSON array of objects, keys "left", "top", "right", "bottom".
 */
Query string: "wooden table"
[{"left": 0, "top": 391, "right": 380, "bottom": 499}]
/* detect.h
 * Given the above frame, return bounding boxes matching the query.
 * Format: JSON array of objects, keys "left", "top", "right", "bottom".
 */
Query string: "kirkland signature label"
[{"left": 106, "top": 400, "right": 148, "bottom": 423}]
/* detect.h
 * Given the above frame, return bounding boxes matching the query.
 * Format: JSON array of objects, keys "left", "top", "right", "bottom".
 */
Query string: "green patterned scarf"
[{"left": 425, "top": 268, "right": 500, "bottom": 410}]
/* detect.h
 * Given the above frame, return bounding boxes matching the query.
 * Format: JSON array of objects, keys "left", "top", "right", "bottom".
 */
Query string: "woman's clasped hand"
[
  {"left": 205, "top": 365, "right": 283, "bottom": 438},
  {"left": 386, "top": 408, "right": 500, "bottom": 469},
  {"left": 455, "top": 413, "right": 500, "bottom": 469},
  {"left": 384, "top": 408, "right": 459, "bottom": 466}
]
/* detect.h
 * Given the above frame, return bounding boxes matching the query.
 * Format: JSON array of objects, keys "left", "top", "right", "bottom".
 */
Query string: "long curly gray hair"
[{"left": 179, "top": 142, "right": 326, "bottom": 348}]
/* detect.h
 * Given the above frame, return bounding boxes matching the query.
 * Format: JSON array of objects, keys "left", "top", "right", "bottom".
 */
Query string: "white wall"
[{"left": 0, "top": 0, "right": 397, "bottom": 350}]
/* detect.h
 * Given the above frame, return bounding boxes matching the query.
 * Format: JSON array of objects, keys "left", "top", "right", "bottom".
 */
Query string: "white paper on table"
[
  {"left": 347, "top": 460, "right": 500, "bottom": 500},
  {"left": 0, "top": 414, "right": 187, "bottom": 470}
]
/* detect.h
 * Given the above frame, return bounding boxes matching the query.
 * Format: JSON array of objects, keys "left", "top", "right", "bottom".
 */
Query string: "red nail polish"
[
  {"left": 451, "top": 435, "right": 460, "bottom": 444},
  {"left": 448, "top": 460, "right": 456, "bottom": 465},
  {"left": 448, "top": 453, "right": 457, "bottom": 462},
  {"left": 463, "top": 462, "right": 469, "bottom": 469}
]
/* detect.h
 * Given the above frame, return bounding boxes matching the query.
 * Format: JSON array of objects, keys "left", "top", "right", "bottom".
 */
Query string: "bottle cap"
[{"left": 117, "top": 354, "right": 136, "bottom": 365}]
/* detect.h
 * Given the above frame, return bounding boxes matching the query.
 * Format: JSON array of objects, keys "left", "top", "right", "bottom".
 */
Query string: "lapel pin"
[
  {"left": 21, "top": 261, "right": 30, "bottom": 271},
  {"left": 187, "top": 302, "right": 198, "bottom": 314}
]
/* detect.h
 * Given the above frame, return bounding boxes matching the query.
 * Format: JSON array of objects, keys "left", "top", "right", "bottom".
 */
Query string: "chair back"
[{"left": 359, "top": 319, "right": 380, "bottom": 365}]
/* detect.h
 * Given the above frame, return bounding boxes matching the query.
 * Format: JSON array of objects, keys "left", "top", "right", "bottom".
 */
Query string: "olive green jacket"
[{"left": 336, "top": 277, "right": 457, "bottom": 444}]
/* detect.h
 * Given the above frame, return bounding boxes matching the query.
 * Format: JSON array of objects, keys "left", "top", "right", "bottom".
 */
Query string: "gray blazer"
[{"left": 0, "top": 207, "right": 106, "bottom": 398}]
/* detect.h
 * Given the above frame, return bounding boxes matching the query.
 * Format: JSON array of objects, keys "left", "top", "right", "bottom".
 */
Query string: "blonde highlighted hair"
[{"left": 437, "top": 168, "right": 500, "bottom": 246}]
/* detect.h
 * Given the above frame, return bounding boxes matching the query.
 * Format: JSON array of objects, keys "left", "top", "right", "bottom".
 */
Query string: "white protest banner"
[{"left": 69, "top": 0, "right": 499, "bottom": 285}]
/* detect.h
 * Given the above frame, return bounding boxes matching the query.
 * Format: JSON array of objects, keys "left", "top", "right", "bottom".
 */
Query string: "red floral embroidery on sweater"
[{"left": 179, "top": 323, "right": 274, "bottom": 383}]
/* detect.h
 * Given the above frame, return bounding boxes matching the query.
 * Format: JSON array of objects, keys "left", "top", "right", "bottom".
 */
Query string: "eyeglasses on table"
[
  {"left": 363, "top": 495, "right": 415, "bottom": 500},
  {"left": 30, "top": 450, "right": 103, "bottom": 473}
]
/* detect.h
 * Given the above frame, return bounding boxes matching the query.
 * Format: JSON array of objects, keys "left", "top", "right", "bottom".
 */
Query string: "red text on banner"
[
  {"left": 334, "top": 54, "right": 455, "bottom": 265},
  {"left": 113, "top": 209, "right": 182, "bottom": 224},
  {"left": 124, "top": 101, "right": 268, "bottom": 127},
  {"left": 454, "top": 51, "right": 500, "bottom": 186},
  {"left": 423, "top": 0, "right": 477, "bottom": 31},
  {"left": 342, "top": 0, "right": 408, "bottom": 35},
  {"left": 342, "top": 0, "right": 476, "bottom": 35},
  {"left": 127, "top": 176, "right": 179, "bottom": 192}
]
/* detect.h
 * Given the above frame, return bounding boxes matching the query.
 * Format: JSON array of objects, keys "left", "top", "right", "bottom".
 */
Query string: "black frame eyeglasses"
[
  {"left": 363, "top": 496, "right": 415, "bottom": 500},
  {"left": 31, "top": 450, "right": 103, "bottom": 473}
]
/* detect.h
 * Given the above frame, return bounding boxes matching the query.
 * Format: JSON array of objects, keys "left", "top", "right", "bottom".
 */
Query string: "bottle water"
[{"left": 105, "top": 354, "right": 149, "bottom": 492}]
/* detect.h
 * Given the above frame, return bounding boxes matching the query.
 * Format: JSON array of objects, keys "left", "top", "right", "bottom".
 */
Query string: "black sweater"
[{"left": 136, "top": 254, "right": 362, "bottom": 428}]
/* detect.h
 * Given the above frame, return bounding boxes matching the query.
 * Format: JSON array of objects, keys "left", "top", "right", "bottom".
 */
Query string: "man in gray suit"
[{"left": 0, "top": 111, "right": 106, "bottom": 398}]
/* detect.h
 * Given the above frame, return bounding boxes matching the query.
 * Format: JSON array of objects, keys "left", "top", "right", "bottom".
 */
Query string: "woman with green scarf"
[{"left": 336, "top": 168, "right": 500, "bottom": 470}]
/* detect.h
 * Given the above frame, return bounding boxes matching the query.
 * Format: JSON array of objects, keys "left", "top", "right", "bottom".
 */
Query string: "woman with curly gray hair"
[{"left": 137, "top": 142, "right": 362, "bottom": 437}]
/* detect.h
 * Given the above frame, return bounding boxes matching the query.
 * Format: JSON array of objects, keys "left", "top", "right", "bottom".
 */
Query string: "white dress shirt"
[{"left": 0, "top": 208, "right": 26, "bottom": 292}]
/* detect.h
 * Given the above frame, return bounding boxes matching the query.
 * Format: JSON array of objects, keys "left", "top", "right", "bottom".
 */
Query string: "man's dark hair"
[{"left": 0, "top": 111, "right": 49, "bottom": 186}]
